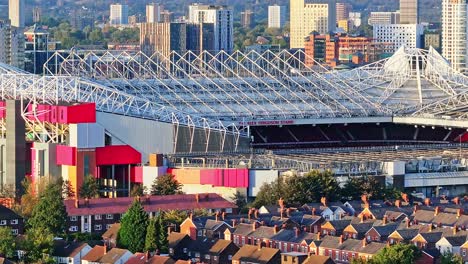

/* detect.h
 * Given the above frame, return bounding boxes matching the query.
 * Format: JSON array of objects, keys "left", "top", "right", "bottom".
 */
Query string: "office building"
[
  {"left": 146, "top": 3, "right": 161, "bottom": 23},
  {"left": 400, "top": 0, "right": 419, "bottom": 24},
  {"left": 336, "top": 2, "right": 351, "bottom": 22},
  {"left": 33, "top": 7, "right": 41, "bottom": 23},
  {"left": 349, "top": 12, "right": 362, "bottom": 28},
  {"left": 424, "top": 31, "right": 441, "bottom": 52},
  {"left": 160, "top": 10, "right": 173, "bottom": 23},
  {"left": 0, "top": 20, "right": 24, "bottom": 68},
  {"left": 241, "top": 10, "right": 254, "bottom": 28},
  {"left": 188, "top": 4, "right": 233, "bottom": 52},
  {"left": 9, "top": 0, "right": 24, "bottom": 28},
  {"left": 140, "top": 22, "right": 187, "bottom": 57},
  {"left": 373, "top": 24, "right": 424, "bottom": 52},
  {"left": 268, "top": 5, "right": 286, "bottom": 29},
  {"left": 305, "top": 32, "right": 327, "bottom": 65},
  {"left": 338, "top": 20, "right": 349, "bottom": 32},
  {"left": 110, "top": 4, "right": 128, "bottom": 25},
  {"left": 290, "top": 0, "right": 337, "bottom": 49},
  {"left": 24, "top": 24, "right": 50, "bottom": 74},
  {"left": 442, "top": 0, "right": 468, "bottom": 73},
  {"left": 368, "top": 12, "right": 400, "bottom": 26}
]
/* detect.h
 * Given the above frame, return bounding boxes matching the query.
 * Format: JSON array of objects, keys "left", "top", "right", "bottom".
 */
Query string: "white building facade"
[
  {"left": 442, "top": 0, "right": 468, "bottom": 73},
  {"left": 268, "top": 5, "right": 286, "bottom": 29},
  {"left": 9, "top": 0, "right": 24, "bottom": 28},
  {"left": 373, "top": 24, "right": 424, "bottom": 52},
  {"left": 146, "top": 3, "right": 161, "bottom": 23},
  {"left": 110, "top": 4, "right": 128, "bottom": 25},
  {"left": 188, "top": 4, "right": 233, "bottom": 52}
]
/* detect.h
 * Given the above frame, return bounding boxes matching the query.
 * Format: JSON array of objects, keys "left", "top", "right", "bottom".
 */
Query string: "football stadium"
[{"left": 1, "top": 47, "right": 468, "bottom": 198}]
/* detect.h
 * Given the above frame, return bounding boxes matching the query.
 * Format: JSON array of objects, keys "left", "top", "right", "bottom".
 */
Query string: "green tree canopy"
[
  {"left": 144, "top": 217, "right": 158, "bottom": 253},
  {"left": 441, "top": 251, "right": 464, "bottom": 264},
  {"left": 118, "top": 199, "right": 149, "bottom": 252},
  {"left": 156, "top": 213, "right": 168, "bottom": 253},
  {"left": 28, "top": 182, "right": 67, "bottom": 236},
  {"left": 150, "top": 174, "right": 183, "bottom": 196},
  {"left": 0, "top": 227, "right": 16, "bottom": 258},
  {"left": 62, "top": 179, "right": 75, "bottom": 199},
  {"left": 370, "top": 243, "right": 421, "bottom": 264},
  {"left": 22, "top": 227, "right": 55, "bottom": 263},
  {"left": 79, "top": 175, "right": 99, "bottom": 199}
]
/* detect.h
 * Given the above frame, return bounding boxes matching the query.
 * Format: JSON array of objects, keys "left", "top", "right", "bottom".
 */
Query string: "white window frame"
[
  {"left": 70, "top": 216, "right": 77, "bottom": 222},
  {"left": 106, "top": 214, "right": 113, "bottom": 220},
  {"left": 10, "top": 219, "right": 18, "bottom": 225},
  {"left": 0, "top": 220, "right": 6, "bottom": 225},
  {"left": 69, "top": 226, "right": 78, "bottom": 232},
  {"left": 11, "top": 229, "right": 18, "bottom": 235},
  {"left": 94, "top": 225, "right": 102, "bottom": 231},
  {"left": 94, "top": 214, "right": 102, "bottom": 220}
]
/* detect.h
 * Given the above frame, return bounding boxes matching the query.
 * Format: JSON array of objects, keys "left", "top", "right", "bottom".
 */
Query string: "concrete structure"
[
  {"left": 188, "top": 4, "right": 233, "bottom": 52},
  {"left": 9, "top": 0, "right": 24, "bottom": 28},
  {"left": 0, "top": 20, "right": 24, "bottom": 68},
  {"left": 349, "top": 12, "right": 362, "bottom": 28},
  {"left": 240, "top": 10, "right": 254, "bottom": 28},
  {"left": 400, "top": 0, "right": 420, "bottom": 24},
  {"left": 373, "top": 24, "right": 424, "bottom": 52},
  {"left": 425, "top": 31, "right": 441, "bottom": 52},
  {"left": 290, "top": 0, "right": 337, "bottom": 49},
  {"left": 336, "top": 2, "right": 351, "bottom": 22},
  {"left": 146, "top": 3, "right": 161, "bottom": 23},
  {"left": 268, "top": 5, "right": 286, "bottom": 29},
  {"left": 110, "top": 4, "right": 128, "bottom": 25},
  {"left": 368, "top": 12, "right": 400, "bottom": 26},
  {"left": 140, "top": 22, "right": 187, "bottom": 57},
  {"left": 442, "top": 0, "right": 468, "bottom": 73}
]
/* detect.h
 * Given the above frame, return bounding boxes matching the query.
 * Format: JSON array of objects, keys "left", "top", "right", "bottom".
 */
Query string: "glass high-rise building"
[
  {"left": 442, "top": 0, "right": 468, "bottom": 73},
  {"left": 400, "top": 0, "right": 419, "bottom": 24}
]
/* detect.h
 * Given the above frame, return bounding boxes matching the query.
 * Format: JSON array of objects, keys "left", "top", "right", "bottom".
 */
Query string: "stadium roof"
[{"left": 43, "top": 47, "right": 468, "bottom": 125}]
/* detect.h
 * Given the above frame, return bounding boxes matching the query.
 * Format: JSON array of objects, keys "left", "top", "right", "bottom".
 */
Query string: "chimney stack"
[
  {"left": 189, "top": 213, "right": 193, "bottom": 220},
  {"left": 274, "top": 225, "right": 278, "bottom": 234},
  {"left": 424, "top": 198, "right": 431, "bottom": 206},
  {"left": 406, "top": 220, "right": 410, "bottom": 228},
  {"left": 429, "top": 224, "right": 433, "bottom": 232},
  {"left": 362, "top": 239, "right": 367, "bottom": 247},
  {"left": 248, "top": 208, "right": 253, "bottom": 220},
  {"left": 294, "top": 227, "right": 299, "bottom": 238},
  {"left": 413, "top": 205, "right": 419, "bottom": 213},
  {"left": 252, "top": 222, "right": 256, "bottom": 231},
  {"left": 215, "top": 211, "right": 219, "bottom": 222},
  {"left": 395, "top": 200, "right": 401, "bottom": 208},
  {"left": 232, "top": 219, "right": 237, "bottom": 227},
  {"left": 339, "top": 235, "right": 344, "bottom": 244},
  {"left": 312, "top": 208, "right": 316, "bottom": 216},
  {"left": 457, "top": 209, "right": 463, "bottom": 218},
  {"left": 321, "top": 197, "right": 327, "bottom": 207},
  {"left": 402, "top": 193, "right": 409, "bottom": 203},
  {"left": 195, "top": 194, "right": 199, "bottom": 203},
  {"left": 453, "top": 225, "right": 458, "bottom": 235},
  {"left": 254, "top": 209, "right": 259, "bottom": 219},
  {"left": 75, "top": 199, "right": 80, "bottom": 208},
  {"left": 286, "top": 208, "right": 291, "bottom": 217},
  {"left": 382, "top": 215, "right": 388, "bottom": 225},
  {"left": 222, "top": 212, "right": 226, "bottom": 220},
  {"left": 316, "top": 233, "right": 320, "bottom": 241},
  {"left": 434, "top": 206, "right": 440, "bottom": 216},
  {"left": 360, "top": 214, "right": 364, "bottom": 223},
  {"left": 453, "top": 197, "right": 460, "bottom": 205}
]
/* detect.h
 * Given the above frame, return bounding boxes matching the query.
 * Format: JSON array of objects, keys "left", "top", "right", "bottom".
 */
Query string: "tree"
[
  {"left": 79, "top": 175, "right": 99, "bottom": 199},
  {"left": 231, "top": 191, "right": 247, "bottom": 213},
  {"left": 161, "top": 210, "right": 188, "bottom": 227},
  {"left": 28, "top": 182, "right": 67, "bottom": 236},
  {"left": 22, "top": 227, "right": 55, "bottom": 263},
  {"left": 130, "top": 184, "right": 145, "bottom": 197},
  {"left": 16, "top": 177, "right": 39, "bottom": 218},
  {"left": 0, "top": 227, "right": 16, "bottom": 258},
  {"left": 150, "top": 174, "right": 183, "bottom": 196},
  {"left": 156, "top": 213, "right": 168, "bottom": 253},
  {"left": 62, "top": 180, "right": 75, "bottom": 199},
  {"left": 144, "top": 217, "right": 158, "bottom": 253},
  {"left": 371, "top": 243, "right": 421, "bottom": 264},
  {"left": 441, "top": 251, "right": 464, "bottom": 264},
  {"left": 118, "top": 199, "right": 149, "bottom": 252}
]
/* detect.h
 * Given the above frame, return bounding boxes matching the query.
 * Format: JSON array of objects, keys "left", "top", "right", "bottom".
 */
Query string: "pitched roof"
[
  {"left": 125, "top": 253, "right": 147, "bottom": 264},
  {"left": 147, "top": 255, "right": 176, "bottom": 264},
  {"left": 102, "top": 223, "right": 120, "bottom": 240},
  {"left": 187, "top": 237, "right": 216, "bottom": 254},
  {"left": 232, "top": 245, "right": 280, "bottom": 263},
  {"left": 303, "top": 255, "right": 335, "bottom": 264},
  {"left": 300, "top": 214, "right": 322, "bottom": 226},
  {"left": 442, "top": 235, "right": 467, "bottom": 247},
  {"left": 168, "top": 232, "right": 190, "bottom": 248},
  {"left": 324, "top": 220, "right": 352, "bottom": 231},
  {"left": 0, "top": 258, "right": 14, "bottom": 264},
  {"left": 204, "top": 219, "right": 227, "bottom": 231},
  {"left": 209, "top": 239, "right": 237, "bottom": 254},
  {"left": 232, "top": 223, "right": 255, "bottom": 236},
  {"left": 82, "top": 245, "right": 107, "bottom": 262},
  {"left": 99, "top": 248, "right": 131, "bottom": 263},
  {"left": 371, "top": 222, "right": 399, "bottom": 237},
  {"left": 319, "top": 236, "right": 385, "bottom": 254},
  {"left": 64, "top": 194, "right": 236, "bottom": 216},
  {"left": 0, "top": 205, "right": 22, "bottom": 220},
  {"left": 52, "top": 240, "right": 89, "bottom": 258},
  {"left": 417, "top": 232, "right": 444, "bottom": 243}
]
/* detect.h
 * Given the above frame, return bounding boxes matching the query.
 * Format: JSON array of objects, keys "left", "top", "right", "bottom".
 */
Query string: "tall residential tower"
[
  {"left": 268, "top": 5, "right": 286, "bottom": 29},
  {"left": 290, "top": 0, "right": 336, "bottom": 49},
  {"left": 442, "top": 0, "right": 468, "bottom": 73},
  {"left": 146, "top": 3, "right": 161, "bottom": 23},
  {"left": 110, "top": 3, "right": 129, "bottom": 25},
  {"left": 400, "top": 0, "right": 420, "bottom": 24},
  {"left": 9, "top": 0, "right": 24, "bottom": 28}
]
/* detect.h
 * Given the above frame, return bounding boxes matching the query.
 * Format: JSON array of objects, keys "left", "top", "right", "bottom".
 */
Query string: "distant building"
[
  {"left": 368, "top": 12, "right": 400, "bottom": 26},
  {"left": 188, "top": 4, "right": 233, "bottom": 53},
  {"left": 424, "top": 31, "right": 441, "bottom": 52},
  {"left": 9, "top": 0, "right": 24, "bottom": 28},
  {"left": 337, "top": 20, "right": 349, "bottom": 32},
  {"left": 268, "top": 5, "right": 286, "bottom": 29},
  {"left": 110, "top": 4, "right": 128, "bottom": 25},
  {"left": 0, "top": 20, "right": 24, "bottom": 68},
  {"left": 241, "top": 10, "right": 254, "bottom": 29},
  {"left": 128, "top": 15, "right": 144, "bottom": 25},
  {"left": 290, "top": 0, "right": 337, "bottom": 49},
  {"left": 140, "top": 22, "right": 187, "bottom": 57},
  {"left": 373, "top": 24, "right": 424, "bottom": 52},
  {"left": 24, "top": 24, "right": 51, "bottom": 74},
  {"left": 400, "top": 0, "right": 420, "bottom": 24},
  {"left": 442, "top": 0, "right": 468, "bottom": 73},
  {"left": 245, "top": 44, "right": 281, "bottom": 53},
  {"left": 336, "top": 2, "right": 351, "bottom": 22},
  {"left": 32, "top": 7, "right": 41, "bottom": 23},
  {"left": 160, "top": 10, "right": 174, "bottom": 23},
  {"left": 305, "top": 32, "right": 327, "bottom": 65},
  {"left": 146, "top": 3, "right": 161, "bottom": 23},
  {"left": 349, "top": 12, "right": 362, "bottom": 28}
]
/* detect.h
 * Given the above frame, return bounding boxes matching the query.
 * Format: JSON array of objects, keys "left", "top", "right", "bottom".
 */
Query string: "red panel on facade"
[
  {"left": 131, "top": 166, "right": 143, "bottom": 183},
  {"left": 66, "top": 103, "right": 96, "bottom": 124},
  {"left": 56, "top": 145, "right": 76, "bottom": 166},
  {"left": 200, "top": 169, "right": 217, "bottom": 185},
  {"left": 0, "top": 101, "right": 5, "bottom": 119},
  {"left": 95, "top": 145, "right": 141, "bottom": 166},
  {"left": 36, "top": 104, "right": 51, "bottom": 122},
  {"left": 58, "top": 106, "right": 68, "bottom": 124},
  {"left": 50, "top": 106, "right": 58, "bottom": 123}
]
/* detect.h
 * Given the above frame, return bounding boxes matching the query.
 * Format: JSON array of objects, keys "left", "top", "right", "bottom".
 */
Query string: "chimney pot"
[
  {"left": 434, "top": 206, "right": 440, "bottom": 216},
  {"left": 424, "top": 198, "right": 431, "bottom": 206},
  {"left": 294, "top": 227, "right": 299, "bottom": 238},
  {"left": 252, "top": 222, "right": 256, "bottom": 231},
  {"left": 222, "top": 211, "right": 226, "bottom": 220},
  {"left": 316, "top": 233, "right": 320, "bottom": 241},
  {"left": 382, "top": 215, "right": 388, "bottom": 225},
  {"left": 362, "top": 239, "right": 367, "bottom": 247},
  {"left": 457, "top": 209, "right": 463, "bottom": 218},
  {"left": 339, "top": 235, "right": 344, "bottom": 244},
  {"left": 321, "top": 197, "right": 327, "bottom": 207},
  {"left": 453, "top": 225, "right": 458, "bottom": 235}
]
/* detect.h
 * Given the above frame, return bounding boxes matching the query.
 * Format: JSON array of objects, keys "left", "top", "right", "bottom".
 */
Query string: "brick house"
[
  {"left": 321, "top": 220, "right": 351, "bottom": 236},
  {"left": 168, "top": 232, "right": 193, "bottom": 261},
  {"left": 410, "top": 232, "right": 444, "bottom": 249},
  {"left": 232, "top": 245, "right": 281, "bottom": 264},
  {"left": 0, "top": 205, "right": 25, "bottom": 235},
  {"left": 342, "top": 221, "right": 374, "bottom": 239},
  {"left": 300, "top": 214, "right": 323, "bottom": 234},
  {"left": 364, "top": 221, "right": 399, "bottom": 242},
  {"left": 205, "top": 239, "right": 239, "bottom": 264},
  {"left": 64, "top": 194, "right": 236, "bottom": 233},
  {"left": 318, "top": 235, "right": 386, "bottom": 263}
]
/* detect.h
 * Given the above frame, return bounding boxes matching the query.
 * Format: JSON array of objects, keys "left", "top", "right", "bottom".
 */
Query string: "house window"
[
  {"left": 106, "top": 214, "right": 113, "bottom": 219},
  {"left": 195, "top": 253, "right": 200, "bottom": 258},
  {"left": 169, "top": 248, "right": 174, "bottom": 254},
  {"left": 183, "top": 248, "right": 187, "bottom": 253},
  {"left": 335, "top": 251, "right": 339, "bottom": 260},
  {"left": 11, "top": 229, "right": 18, "bottom": 235},
  {"left": 70, "top": 216, "right": 77, "bottom": 221},
  {"left": 198, "top": 231, "right": 202, "bottom": 236},
  {"left": 214, "top": 256, "right": 218, "bottom": 261},
  {"left": 106, "top": 224, "right": 112, "bottom": 230},
  {"left": 228, "top": 255, "right": 232, "bottom": 260},
  {"left": 10, "top": 219, "right": 18, "bottom": 225},
  {"left": 94, "top": 225, "right": 102, "bottom": 231},
  {"left": 462, "top": 250, "right": 466, "bottom": 257},
  {"left": 95, "top": 215, "right": 102, "bottom": 220},
  {"left": 205, "top": 255, "right": 210, "bottom": 260},
  {"left": 0, "top": 220, "right": 6, "bottom": 225},
  {"left": 69, "top": 226, "right": 78, "bottom": 232}
]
